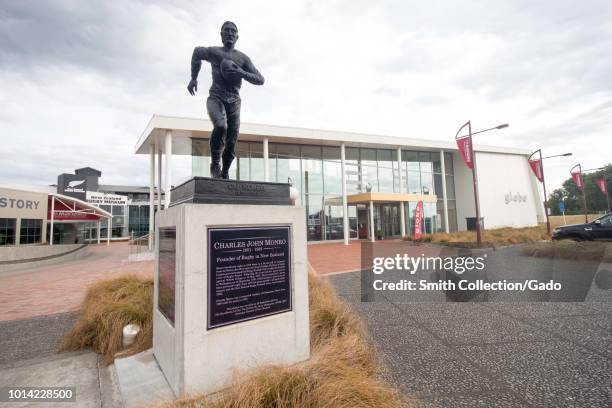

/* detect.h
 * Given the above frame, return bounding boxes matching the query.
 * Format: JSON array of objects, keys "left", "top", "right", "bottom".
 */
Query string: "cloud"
[{"left": 0, "top": 0, "right": 611, "bottom": 193}]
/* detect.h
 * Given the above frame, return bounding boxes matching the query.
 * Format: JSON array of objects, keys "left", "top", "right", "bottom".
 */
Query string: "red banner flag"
[
  {"left": 456, "top": 136, "right": 473, "bottom": 169},
  {"left": 528, "top": 159, "right": 544, "bottom": 183},
  {"left": 413, "top": 201, "right": 424, "bottom": 240},
  {"left": 596, "top": 178, "right": 608, "bottom": 196},
  {"left": 571, "top": 171, "right": 584, "bottom": 192}
]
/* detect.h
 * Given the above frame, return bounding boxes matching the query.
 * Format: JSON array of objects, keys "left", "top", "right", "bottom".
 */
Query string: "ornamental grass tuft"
[
  {"left": 59, "top": 274, "right": 153, "bottom": 365},
  {"left": 62, "top": 268, "right": 403, "bottom": 407}
]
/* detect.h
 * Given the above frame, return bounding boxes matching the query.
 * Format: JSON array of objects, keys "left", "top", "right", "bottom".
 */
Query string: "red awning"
[{"left": 47, "top": 194, "right": 112, "bottom": 222}]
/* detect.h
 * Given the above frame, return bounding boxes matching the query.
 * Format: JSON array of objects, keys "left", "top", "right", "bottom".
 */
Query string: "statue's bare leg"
[
  {"left": 206, "top": 97, "right": 227, "bottom": 179},
  {"left": 221, "top": 100, "right": 241, "bottom": 179}
]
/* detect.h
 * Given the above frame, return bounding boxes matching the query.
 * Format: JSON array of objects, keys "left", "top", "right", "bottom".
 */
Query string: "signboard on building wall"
[
  {"left": 57, "top": 174, "right": 88, "bottom": 201},
  {"left": 0, "top": 188, "right": 48, "bottom": 219},
  {"left": 86, "top": 192, "right": 129, "bottom": 206}
]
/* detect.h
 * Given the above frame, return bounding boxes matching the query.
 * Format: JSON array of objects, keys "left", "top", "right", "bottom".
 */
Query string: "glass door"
[{"left": 381, "top": 203, "right": 400, "bottom": 238}]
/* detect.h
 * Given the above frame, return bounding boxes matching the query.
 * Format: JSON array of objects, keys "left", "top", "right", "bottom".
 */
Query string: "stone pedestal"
[{"left": 153, "top": 179, "right": 309, "bottom": 396}]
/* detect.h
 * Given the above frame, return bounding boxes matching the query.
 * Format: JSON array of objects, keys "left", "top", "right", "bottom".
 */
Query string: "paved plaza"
[
  {"left": 329, "top": 244, "right": 611, "bottom": 408},
  {"left": 0, "top": 241, "right": 610, "bottom": 407}
]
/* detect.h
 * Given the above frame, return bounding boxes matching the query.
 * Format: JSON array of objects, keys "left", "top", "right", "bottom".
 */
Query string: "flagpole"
[
  {"left": 603, "top": 175, "right": 610, "bottom": 213},
  {"left": 571, "top": 164, "right": 588, "bottom": 223},
  {"left": 581, "top": 165, "right": 588, "bottom": 222},
  {"left": 538, "top": 149, "right": 551, "bottom": 234},
  {"left": 455, "top": 121, "right": 508, "bottom": 246},
  {"left": 601, "top": 173, "right": 611, "bottom": 213},
  {"left": 470, "top": 122, "right": 483, "bottom": 245}
]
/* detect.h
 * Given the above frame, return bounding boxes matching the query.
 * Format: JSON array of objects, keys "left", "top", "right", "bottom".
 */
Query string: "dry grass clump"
[
  {"left": 405, "top": 225, "right": 549, "bottom": 247},
  {"left": 519, "top": 240, "right": 612, "bottom": 262},
  {"left": 169, "top": 335, "right": 398, "bottom": 408},
  {"left": 61, "top": 269, "right": 402, "bottom": 407},
  {"left": 59, "top": 274, "right": 153, "bottom": 365},
  {"left": 548, "top": 214, "right": 601, "bottom": 228},
  {"left": 160, "top": 270, "right": 402, "bottom": 408}
]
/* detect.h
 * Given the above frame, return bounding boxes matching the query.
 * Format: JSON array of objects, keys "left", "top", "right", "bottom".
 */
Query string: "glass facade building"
[{"left": 191, "top": 139, "right": 458, "bottom": 242}]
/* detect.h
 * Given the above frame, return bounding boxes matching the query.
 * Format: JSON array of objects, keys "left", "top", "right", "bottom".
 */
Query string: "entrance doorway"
[
  {"left": 356, "top": 203, "right": 403, "bottom": 240},
  {"left": 380, "top": 203, "right": 401, "bottom": 238},
  {"left": 357, "top": 207, "right": 369, "bottom": 239}
]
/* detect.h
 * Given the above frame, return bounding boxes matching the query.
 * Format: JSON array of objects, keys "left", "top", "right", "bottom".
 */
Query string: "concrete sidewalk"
[{"left": 0, "top": 350, "right": 122, "bottom": 408}]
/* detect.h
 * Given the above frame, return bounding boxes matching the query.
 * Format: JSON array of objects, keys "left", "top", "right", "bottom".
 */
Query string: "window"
[
  {"left": 301, "top": 146, "right": 323, "bottom": 195},
  {"left": 305, "top": 195, "right": 324, "bottom": 241},
  {"left": 274, "top": 144, "right": 302, "bottom": 202},
  {"left": 0, "top": 218, "right": 16, "bottom": 245},
  {"left": 402, "top": 151, "right": 419, "bottom": 171},
  {"left": 345, "top": 148, "right": 360, "bottom": 193},
  {"left": 421, "top": 172, "right": 434, "bottom": 195},
  {"left": 323, "top": 147, "right": 342, "bottom": 195},
  {"left": 250, "top": 142, "right": 264, "bottom": 181},
  {"left": 444, "top": 153, "right": 454, "bottom": 175},
  {"left": 445, "top": 175, "right": 456, "bottom": 199},
  {"left": 432, "top": 153, "right": 442, "bottom": 173},
  {"left": 360, "top": 149, "right": 378, "bottom": 192},
  {"left": 599, "top": 214, "right": 612, "bottom": 226},
  {"left": 419, "top": 152, "right": 433, "bottom": 173},
  {"left": 236, "top": 142, "right": 250, "bottom": 181},
  {"left": 434, "top": 174, "right": 443, "bottom": 197},
  {"left": 20, "top": 219, "right": 42, "bottom": 244},
  {"left": 129, "top": 205, "right": 150, "bottom": 237},
  {"left": 407, "top": 171, "right": 421, "bottom": 194}
]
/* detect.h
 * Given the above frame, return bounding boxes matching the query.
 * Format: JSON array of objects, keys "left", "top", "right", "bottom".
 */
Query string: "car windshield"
[{"left": 594, "top": 213, "right": 612, "bottom": 225}]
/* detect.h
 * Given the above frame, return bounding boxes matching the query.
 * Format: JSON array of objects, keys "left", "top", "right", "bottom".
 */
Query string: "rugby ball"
[{"left": 220, "top": 59, "right": 239, "bottom": 80}]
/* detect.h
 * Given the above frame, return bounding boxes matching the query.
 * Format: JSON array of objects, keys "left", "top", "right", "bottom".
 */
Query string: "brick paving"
[
  {"left": 307, "top": 241, "right": 363, "bottom": 275},
  {"left": 0, "top": 240, "right": 363, "bottom": 322},
  {"left": 0, "top": 242, "right": 153, "bottom": 322}
]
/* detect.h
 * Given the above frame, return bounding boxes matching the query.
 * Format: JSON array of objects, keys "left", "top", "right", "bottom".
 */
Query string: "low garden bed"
[
  {"left": 60, "top": 271, "right": 403, "bottom": 408},
  {"left": 404, "top": 226, "right": 549, "bottom": 248}
]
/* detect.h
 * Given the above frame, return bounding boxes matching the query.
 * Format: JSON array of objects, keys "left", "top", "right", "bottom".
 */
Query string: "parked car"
[{"left": 552, "top": 213, "right": 612, "bottom": 241}]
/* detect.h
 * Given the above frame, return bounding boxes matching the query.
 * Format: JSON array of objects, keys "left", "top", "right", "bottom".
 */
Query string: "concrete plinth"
[{"left": 153, "top": 203, "right": 310, "bottom": 397}]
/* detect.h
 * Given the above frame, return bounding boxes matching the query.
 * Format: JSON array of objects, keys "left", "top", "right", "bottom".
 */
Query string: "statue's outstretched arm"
[
  {"left": 188, "top": 47, "right": 211, "bottom": 95},
  {"left": 240, "top": 56, "right": 265, "bottom": 86}
]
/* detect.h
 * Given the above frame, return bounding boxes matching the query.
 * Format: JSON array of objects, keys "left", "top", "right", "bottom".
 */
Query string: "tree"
[{"left": 548, "top": 164, "right": 611, "bottom": 215}]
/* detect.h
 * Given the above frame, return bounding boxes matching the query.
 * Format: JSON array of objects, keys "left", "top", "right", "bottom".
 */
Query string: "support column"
[
  {"left": 164, "top": 130, "right": 172, "bottom": 209},
  {"left": 50, "top": 196, "right": 55, "bottom": 246},
  {"left": 157, "top": 140, "right": 162, "bottom": 211},
  {"left": 263, "top": 137, "right": 269, "bottom": 182},
  {"left": 369, "top": 200, "right": 375, "bottom": 242},
  {"left": 107, "top": 217, "right": 111, "bottom": 246},
  {"left": 397, "top": 147, "right": 403, "bottom": 193},
  {"left": 149, "top": 144, "right": 155, "bottom": 250},
  {"left": 97, "top": 221, "right": 101, "bottom": 245},
  {"left": 400, "top": 202, "right": 406, "bottom": 237},
  {"left": 440, "top": 150, "right": 450, "bottom": 233},
  {"left": 341, "top": 143, "right": 349, "bottom": 245}
]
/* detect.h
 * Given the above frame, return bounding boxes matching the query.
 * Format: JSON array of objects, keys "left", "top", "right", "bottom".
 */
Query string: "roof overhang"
[
  {"left": 49, "top": 193, "right": 112, "bottom": 221},
  {"left": 135, "top": 115, "right": 531, "bottom": 156},
  {"left": 346, "top": 192, "right": 438, "bottom": 204}
]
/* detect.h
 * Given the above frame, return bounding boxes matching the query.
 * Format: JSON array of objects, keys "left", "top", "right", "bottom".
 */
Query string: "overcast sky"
[{"left": 1, "top": 0, "right": 611, "bottom": 192}]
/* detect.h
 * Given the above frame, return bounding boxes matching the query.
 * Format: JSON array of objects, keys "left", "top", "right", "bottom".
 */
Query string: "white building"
[{"left": 135, "top": 115, "right": 545, "bottom": 243}]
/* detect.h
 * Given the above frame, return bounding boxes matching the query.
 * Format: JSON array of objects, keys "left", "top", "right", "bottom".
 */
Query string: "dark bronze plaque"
[
  {"left": 158, "top": 227, "right": 176, "bottom": 326},
  {"left": 207, "top": 226, "right": 291, "bottom": 329}
]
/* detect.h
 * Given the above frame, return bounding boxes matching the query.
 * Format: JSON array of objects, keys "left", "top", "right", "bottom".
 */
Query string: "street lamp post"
[
  {"left": 584, "top": 166, "right": 610, "bottom": 213},
  {"left": 528, "top": 150, "right": 572, "bottom": 234},
  {"left": 455, "top": 121, "right": 509, "bottom": 245},
  {"left": 570, "top": 163, "right": 589, "bottom": 223}
]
